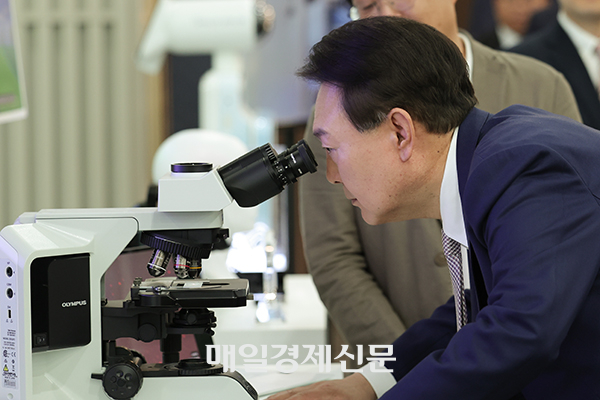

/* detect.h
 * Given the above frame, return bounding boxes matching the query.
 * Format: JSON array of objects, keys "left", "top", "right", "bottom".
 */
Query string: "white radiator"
[{"left": 0, "top": 0, "right": 158, "bottom": 227}]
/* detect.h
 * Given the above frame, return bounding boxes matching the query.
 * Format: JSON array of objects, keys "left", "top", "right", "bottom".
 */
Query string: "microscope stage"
[{"left": 132, "top": 277, "right": 250, "bottom": 308}]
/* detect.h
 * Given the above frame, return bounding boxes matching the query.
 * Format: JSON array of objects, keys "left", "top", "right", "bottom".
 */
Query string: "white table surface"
[{"left": 212, "top": 273, "right": 328, "bottom": 363}]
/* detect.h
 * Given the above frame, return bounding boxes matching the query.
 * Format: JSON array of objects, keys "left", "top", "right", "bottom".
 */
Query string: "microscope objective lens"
[
  {"left": 188, "top": 259, "right": 202, "bottom": 279},
  {"left": 147, "top": 249, "right": 170, "bottom": 277},
  {"left": 174, "top": 254, "right": 189, "bottom": 279}
]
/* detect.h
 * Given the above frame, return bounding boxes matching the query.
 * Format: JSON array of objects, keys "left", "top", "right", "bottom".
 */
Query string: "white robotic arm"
[{"left": 136, "top": 0, "right": 274, "bottom": 74}]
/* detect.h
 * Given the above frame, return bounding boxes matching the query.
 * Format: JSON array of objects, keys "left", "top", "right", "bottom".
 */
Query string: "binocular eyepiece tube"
[{"left": 218, "top": 139, "right": 317, "bottom": 208}]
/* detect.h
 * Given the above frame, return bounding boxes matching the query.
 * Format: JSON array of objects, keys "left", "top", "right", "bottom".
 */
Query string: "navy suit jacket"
[
  {"left": 510, "top": 22, "right": 600, "bottom": 130},
  {"left": 381, "top": 106, "right": 600, "bottom": 399}
]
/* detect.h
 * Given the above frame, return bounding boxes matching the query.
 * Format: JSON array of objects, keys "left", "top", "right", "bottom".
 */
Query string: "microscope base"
[
  {"left": 113, "top": 372, "right": 257, "bottom": 400},
  {"left": 30, "top": 372, "right": 257, "bottom": 400}
]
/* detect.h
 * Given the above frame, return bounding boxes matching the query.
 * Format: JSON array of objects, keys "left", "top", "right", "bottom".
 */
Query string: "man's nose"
[
  {"left": 379, "top": 2, "right": 398, "bottom": 16},
  {"left": 326, "top": 155, "right": 342, "bottom": 184}
]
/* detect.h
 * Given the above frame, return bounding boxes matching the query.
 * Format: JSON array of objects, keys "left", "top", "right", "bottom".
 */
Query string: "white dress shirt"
[
  {"left": 360, "top": 127, "right": 469, "bottom": 397},
  {"left": 439, "top": 127, "right": 470, "bottom": 289}
]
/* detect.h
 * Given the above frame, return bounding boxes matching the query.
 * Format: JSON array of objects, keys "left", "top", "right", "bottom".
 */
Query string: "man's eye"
[
  {"left": 323, "top": 147, "right": 333, "bottom": 154},
  {"left": 362, "top": 1, "right": 377, "bottom": 11}
]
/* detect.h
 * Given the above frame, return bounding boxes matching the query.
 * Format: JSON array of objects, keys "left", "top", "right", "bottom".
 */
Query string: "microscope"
[{"left": 0, "top": 140, "right": 316, "bottom": 400}]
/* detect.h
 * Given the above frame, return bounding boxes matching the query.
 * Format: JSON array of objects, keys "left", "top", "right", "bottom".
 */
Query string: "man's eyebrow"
[{"left": 313, "top": 128, "right": 328, "bottom": 139}]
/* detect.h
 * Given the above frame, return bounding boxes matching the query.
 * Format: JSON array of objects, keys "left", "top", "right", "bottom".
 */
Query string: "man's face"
[
  {"left": 351, "top": 0, "right": 451, "bottom": 31},
  {"left": 313, "top": 84, "right": 414, "bottom": 225},
  {"left": 493, "top": 0, "right": 550, "bottom": 34}
]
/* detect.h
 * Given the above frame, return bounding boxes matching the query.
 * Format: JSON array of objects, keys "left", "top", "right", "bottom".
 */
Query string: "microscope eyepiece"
[
  {"left": 217, "top": 139, "right": 317, "bottom": 207},
  {"left": 171, "top": 162, "right": 212, "bottom": 173}
]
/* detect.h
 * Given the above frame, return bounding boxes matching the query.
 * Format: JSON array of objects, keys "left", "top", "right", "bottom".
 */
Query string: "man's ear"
[{"left": 389, "top": 108, "right": 415, "bottom": 162}]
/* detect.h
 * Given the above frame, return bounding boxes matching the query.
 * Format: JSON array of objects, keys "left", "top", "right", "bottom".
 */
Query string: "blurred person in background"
[
  {"left": 510, "top": 0, "right": 600, "bottom": 129},
  {"left": 477, "top": 0, "right": 553, "bottom": 49}
]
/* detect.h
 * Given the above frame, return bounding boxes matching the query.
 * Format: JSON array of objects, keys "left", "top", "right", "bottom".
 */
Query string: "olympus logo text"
[{"left": 62, "top": 300, "right": 87, "bottom": 308}]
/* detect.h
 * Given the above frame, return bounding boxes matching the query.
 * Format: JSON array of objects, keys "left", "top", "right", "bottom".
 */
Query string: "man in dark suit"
[
  {"left": 510, "top": 0, "right": 600, "bottom": 129},
  {"left": 299, "top": 0, "right": 581, "bottom": 365},
  {"left": 476, "top": 0, "right": 552, "bottom": 49},
  {"left": 271, "top": 16, "right": 600, "bottom": 400}
]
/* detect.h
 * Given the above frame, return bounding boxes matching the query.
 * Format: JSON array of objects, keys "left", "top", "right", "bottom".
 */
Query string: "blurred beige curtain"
[{"left": 0, "top": 0, "right": 166, "bottom": 227}]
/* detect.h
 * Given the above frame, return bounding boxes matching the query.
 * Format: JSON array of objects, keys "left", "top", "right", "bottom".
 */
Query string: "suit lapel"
[
  {"left": 456, "top": 108, "right": 490, "bottom": 196},
  {"left": 456, "top": 108, "right": 492, "bottom": 317}
]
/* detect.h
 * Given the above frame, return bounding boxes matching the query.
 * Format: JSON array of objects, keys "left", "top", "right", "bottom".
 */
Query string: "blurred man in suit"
[
  {"left": 477, "top": 0, "right": 552, "bottom": 49},
  {"left": 510, "top": 0, "right": 600, "bottom": 129}
]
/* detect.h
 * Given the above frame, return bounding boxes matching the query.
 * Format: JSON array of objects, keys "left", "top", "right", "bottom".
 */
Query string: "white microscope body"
[{"left": 0, "top": 140, "right": 316, "bottom": 400}]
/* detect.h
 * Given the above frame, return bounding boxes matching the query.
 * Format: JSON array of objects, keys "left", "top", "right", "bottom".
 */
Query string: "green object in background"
[
  {"left": 0, "top": 45, "right": 22, "bottom": 112},
  {"left": 0, "top": 0, "right": 27, "bottom": 123}
]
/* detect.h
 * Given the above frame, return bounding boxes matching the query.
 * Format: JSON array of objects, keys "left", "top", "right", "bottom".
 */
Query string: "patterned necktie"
[{"left": 441, "top": 230, "right": 467, "bottom": 330}]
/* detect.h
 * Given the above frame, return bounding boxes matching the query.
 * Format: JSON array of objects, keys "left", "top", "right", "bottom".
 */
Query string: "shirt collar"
[
  {"left": 440, "top": 126, "right": 468, "bottom": 247},
  {"left": 458, "top": 32, "right": 474, "bottom": 82},
  {"left": 495, "top": 23, "right": 524, "bottom": 49}
]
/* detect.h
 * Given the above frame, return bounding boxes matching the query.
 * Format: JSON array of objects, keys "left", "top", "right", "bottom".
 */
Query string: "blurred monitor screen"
[{"left": 0, "top": 0, "right": 27, "bottom": 125}]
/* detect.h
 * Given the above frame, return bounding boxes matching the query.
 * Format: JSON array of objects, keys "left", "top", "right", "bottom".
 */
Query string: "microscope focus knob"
[{"left": 102, "top": 360, "right": 144, "bottom": 400}]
